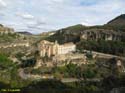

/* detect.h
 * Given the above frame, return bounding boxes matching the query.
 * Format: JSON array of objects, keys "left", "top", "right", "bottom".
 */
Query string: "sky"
[{"left": 0, "top": 0, "right": 125, "bottom": 34}]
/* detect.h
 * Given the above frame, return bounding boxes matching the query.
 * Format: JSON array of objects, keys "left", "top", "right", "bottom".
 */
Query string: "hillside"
[
  {"left": 0, "top": 24, "right": 22, "bottom": 43},
  {"left": 0, "top": 24, "right": 14, "bottom": 34},
  {"left": 47, "top": 25, "right": 125, "bottom": 44},
  {"left": 47, "top": 14, "right": 125, "bottom": 43},
  {"left": 107, "top": 14, "right": 125, "bottom": 26},
  {"left": 0, "top": 24, "right": 37, "bottom": 43},
  {"left": 47, "top": 14, "right": 125, "bottom": 56}
]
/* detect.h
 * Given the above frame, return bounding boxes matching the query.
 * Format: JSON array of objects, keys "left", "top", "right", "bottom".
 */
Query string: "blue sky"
[{"left": 0, "top": 0, "right": 125, "bottom": 34}]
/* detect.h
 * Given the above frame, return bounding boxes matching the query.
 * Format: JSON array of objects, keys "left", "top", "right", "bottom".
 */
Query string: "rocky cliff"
[
  {"left": 0, "top": 24, "right": 14, "bottom": 35},
  {"left": 48, "top": 14, "right": 125, "bottom": 43}
]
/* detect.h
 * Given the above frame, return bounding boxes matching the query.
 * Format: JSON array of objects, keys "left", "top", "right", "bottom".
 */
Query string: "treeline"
[
  {"left": 77, "top": 40, "right": 125, "bottom": 56},
  {"left": 21, "top": 79, "right": 100, "bottom": 93},
  {"left": 52, "top": 63, "right": 97, "bottom": 79}
]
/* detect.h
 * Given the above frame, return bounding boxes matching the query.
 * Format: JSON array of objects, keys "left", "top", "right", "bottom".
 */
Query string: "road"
[
  {"left": 18, "top": 69, "right": 53, "bottom": 80},
  {"left": 84, "top": 50, "right": 125, "bottom": 60},
  {"left": 61, "top": 78, "right": 101, "bottom": 83},
  {"left": 93, "top": 51, "right": 125, "bottom": 59}
]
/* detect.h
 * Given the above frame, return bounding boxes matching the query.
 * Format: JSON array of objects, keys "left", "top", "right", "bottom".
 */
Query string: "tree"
[{"left": 0, "top": 53, "right": 13, "bottom": 69}]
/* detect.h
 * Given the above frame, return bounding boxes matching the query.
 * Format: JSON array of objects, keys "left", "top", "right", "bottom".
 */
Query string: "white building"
[
  {"left": 58, "top": 43, "right": 76, "bottom": 55},
  {"left": 38, "top": 40, "right": 76, "bottom": 57}
]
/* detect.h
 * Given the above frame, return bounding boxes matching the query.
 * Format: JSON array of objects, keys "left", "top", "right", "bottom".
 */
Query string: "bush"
[{"left": 0, "top": 53, "right": 13, "bottom": 68}]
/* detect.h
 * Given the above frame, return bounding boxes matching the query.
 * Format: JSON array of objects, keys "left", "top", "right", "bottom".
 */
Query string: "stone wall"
[{"left": 53, "top": 53, "right": 86, "bottom": 61}]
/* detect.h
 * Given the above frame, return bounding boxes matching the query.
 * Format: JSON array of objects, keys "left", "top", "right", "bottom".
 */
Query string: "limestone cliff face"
[
  {"left": 0, "top": 24, "right": 14, "bottom": 35},
  {"left": 80, "top": 29, "right": 123, "bottom": 41},
  {"left": 49, "top": 27, "right": 125, "bottom": 43}
]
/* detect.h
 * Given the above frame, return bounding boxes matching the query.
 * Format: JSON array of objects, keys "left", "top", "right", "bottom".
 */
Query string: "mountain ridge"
[
  {"left": 107, "top": 14, "right": 125, "bottom": 26},
  {"left": 47, "top": 14, "right": 125, "bottom": 44}
]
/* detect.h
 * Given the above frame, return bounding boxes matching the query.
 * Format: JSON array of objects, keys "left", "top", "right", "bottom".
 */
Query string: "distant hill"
[
  {"left": 18, "top": 31, "right": 33, "bottom": 35},
  {"left": 0, "top": 24, "right": 30, "bottom": 43},
  {"left": 107, "top": 14, "right": 125, "bottom": 26}
]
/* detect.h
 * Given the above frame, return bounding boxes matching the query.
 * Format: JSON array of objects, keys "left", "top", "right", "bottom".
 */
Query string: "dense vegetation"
[
  {"left": 21, "top": 79, "right": 101, "bottom": 93},
  {"left": 0, "top": 53, "right": 13, "bottom": 69},
  {"left": 0, "top": 53, "right": 31, "bottom": 88},
  {"left": 52, "top": 63, "right": 97, "bottom": 79},
  {"left": 0, "top": 33, "right": 22, "bottom": 43},
  {"left": 20, "top": 56, "right": 125, "bottom": 93},
  {"left": 21, "top": 58, "right": 36, "bottom": 68},
  {"left": 21, "top": 80, "right": 74, "bottom": 93},
  {"left": 0, "top": 45, "right": 124, "bottom": 92},
  {"left": 77, "top": 40, "right": 125, "bottom": 56},
  {"left": 0, "top": 48, "right": 125, "bottom": 93}
]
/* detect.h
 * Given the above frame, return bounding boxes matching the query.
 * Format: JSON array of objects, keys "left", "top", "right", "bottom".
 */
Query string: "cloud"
[
  {"left": 0, "top": 0, "right": 7, "bottom": 7},
  {"left": 0, "top": 0, "right": 125, "bottom": 33},
  {"left": 16, "top": 13, "right": 34, "bottom": 20},
  {"left": 26, "top": 19, "right": 47, "bottom": 32},
  {"left": 27, "top": 20, "right": 46, "bottom": 26}
]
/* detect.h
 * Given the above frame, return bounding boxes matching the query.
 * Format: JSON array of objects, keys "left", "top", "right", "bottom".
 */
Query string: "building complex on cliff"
[{"left": 38, "top": 40, "right": 76, "bottom": 57}]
